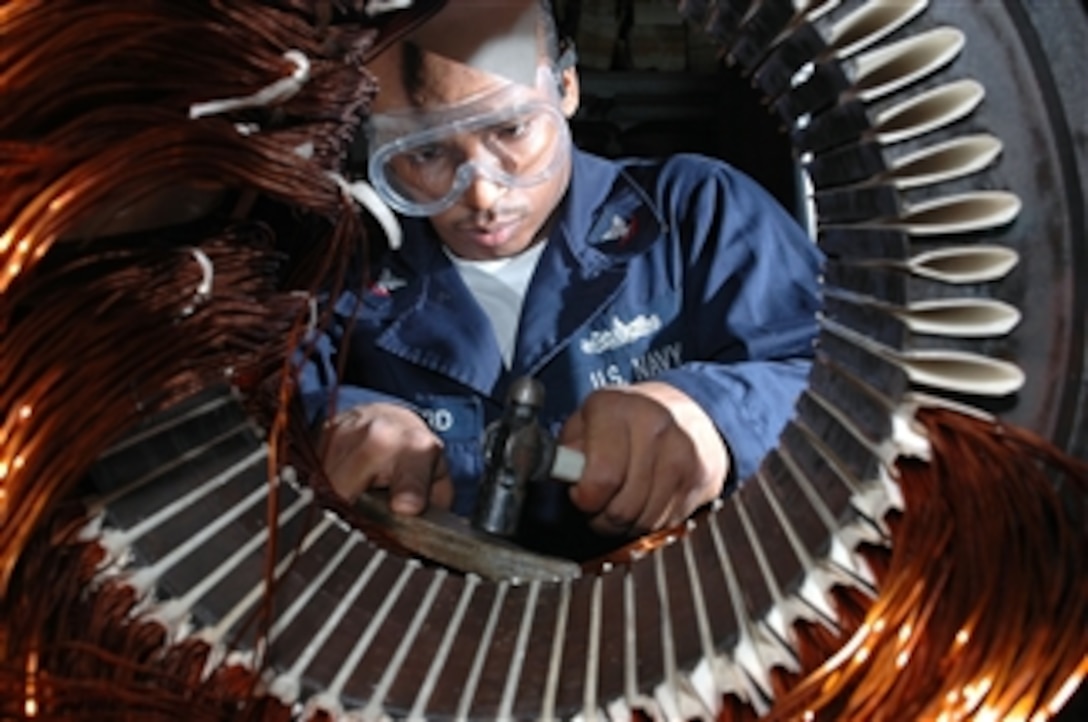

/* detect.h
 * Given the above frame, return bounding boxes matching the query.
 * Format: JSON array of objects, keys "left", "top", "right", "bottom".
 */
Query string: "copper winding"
[
  {"left": 0, "top": 231, "right": 307, "bottom": 587},
  {"left": 1, "top": 108, "right": 350, "bottom": 295},
  {"left": 764, "top": 407, "right": 1088, "bottom": 721},
  {"left": 0, "top": 0, "right": 390, "bottom": 592},
  {"left": 1, "top": 0, "right": 411, "bottom": 708},
  {"left": 596, "top": 407, "right": 1087, "bottom": 721},
  {"left": 3, "top": 0, "right": 1087, "bottom": 720},
  {"left": 2, "top": 3, "right": 397, "bottom": 715}
]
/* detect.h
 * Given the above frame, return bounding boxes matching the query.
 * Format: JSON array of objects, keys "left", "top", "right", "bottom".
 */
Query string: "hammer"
[{"left": 471, "top": 376, "right": 584, "bottom": 538}]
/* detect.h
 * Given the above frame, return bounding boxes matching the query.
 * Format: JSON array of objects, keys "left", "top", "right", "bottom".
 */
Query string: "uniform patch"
[
  {"left": 587, "top": 341, "right": 684, "bottom": 389},
  {"left": 414, "top": 394, "right": 482, "bottom": 442},
  {"left": 601, "top": 213, "right": 637, "bottom": 244},
  {"left": 630, "top": 341, "right": 684, "bottom": 380},
  {"left": 579, "top": 313, "right": 662, "bottom": 354},
  {"left": 369, "top": 267, "right": 407, "bottom": 296}
]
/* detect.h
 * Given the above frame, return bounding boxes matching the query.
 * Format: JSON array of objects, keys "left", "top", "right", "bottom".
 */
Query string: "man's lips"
[{"left": 459, "top": 217, "right": 520, "bottom": 240}]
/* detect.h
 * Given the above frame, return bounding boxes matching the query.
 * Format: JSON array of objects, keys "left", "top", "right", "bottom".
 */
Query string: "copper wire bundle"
[
  {"left": 3, "top": 510, "right": 292, "bottom": 721},
  {"left": 0, "top": 0, "right": 443, "bottom": 717},
  {"left": 763, "top": 407, "right": 1088, "bottom": 721},
  {"left": 0, "top": 0, "right": 405, "bottom": 582},
  {"left": 1, "top": 228, "right": 313, "bottom": 562},
  {"left": 598, "top": 407, "right": 1086, "bottom": 722},
  {"left": 3, "top": 1, "right": 1087, "bottom": 720}
]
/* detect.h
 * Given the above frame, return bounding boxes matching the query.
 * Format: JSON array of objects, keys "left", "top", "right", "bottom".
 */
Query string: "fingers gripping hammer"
[{"left": 471, "top": 377, "right": 584, "bottom": 538}]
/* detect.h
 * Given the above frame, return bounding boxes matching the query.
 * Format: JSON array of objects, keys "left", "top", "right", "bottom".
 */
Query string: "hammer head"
[{"left": 471, "top": 377, "right": 557, "bottom": 537}]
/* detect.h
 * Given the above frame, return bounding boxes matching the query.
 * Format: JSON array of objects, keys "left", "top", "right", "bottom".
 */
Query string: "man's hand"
[
  {"left": 559, "top": 382, "right": 729, "bottom": 536},
  {"left": 321, "top": 402, "right": 454, "bottom": 515}
]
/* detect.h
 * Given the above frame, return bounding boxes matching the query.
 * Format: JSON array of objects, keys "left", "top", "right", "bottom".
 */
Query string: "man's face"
[{"left": 368, "top": 45, "right": 578, "bottom": 261}]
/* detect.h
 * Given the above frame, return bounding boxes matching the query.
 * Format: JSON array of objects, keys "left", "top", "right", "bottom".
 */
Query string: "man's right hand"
[{"left": 321, "top": 403, "right": 454, "bottom": 516}]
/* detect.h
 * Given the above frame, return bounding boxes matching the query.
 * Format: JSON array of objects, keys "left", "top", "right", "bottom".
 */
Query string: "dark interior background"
[{"left": 557, "top": 0, "right": 806, "bottom": 224}]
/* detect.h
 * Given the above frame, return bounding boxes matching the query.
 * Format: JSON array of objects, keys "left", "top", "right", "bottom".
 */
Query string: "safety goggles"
[{"left": 367, "top": 81, "right": 571, "bottom": 217}]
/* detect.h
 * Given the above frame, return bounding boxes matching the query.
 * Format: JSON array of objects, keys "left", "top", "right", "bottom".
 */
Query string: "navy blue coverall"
[{"left": 299, "top": 150, "right": 823, "bottom": 556}]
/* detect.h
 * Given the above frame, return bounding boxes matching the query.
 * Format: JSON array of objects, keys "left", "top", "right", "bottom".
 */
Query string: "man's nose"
[{"left": 459, "top": 171, "right": 508, "bottom": 211}]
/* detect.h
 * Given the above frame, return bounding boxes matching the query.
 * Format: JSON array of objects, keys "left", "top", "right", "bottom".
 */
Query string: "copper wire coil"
[{"left": 1, "top": 0, "right": 1086, "bottom": 720}]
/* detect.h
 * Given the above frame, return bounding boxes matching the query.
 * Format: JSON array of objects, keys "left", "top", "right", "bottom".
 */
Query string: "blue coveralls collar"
[
  {"left": 558, "top": 149, "right": 667, "bottom": 272},
  {"left": 374, "top": 149, "right": 666, "bottom": 400},
  {"left": 391, "top": 150, "right": 664, "bottom": 271}
]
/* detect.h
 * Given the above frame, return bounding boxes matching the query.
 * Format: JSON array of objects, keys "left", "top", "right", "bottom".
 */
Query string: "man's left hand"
[{"left": 558, "top": 381, "right": 730, "bottom": 537}]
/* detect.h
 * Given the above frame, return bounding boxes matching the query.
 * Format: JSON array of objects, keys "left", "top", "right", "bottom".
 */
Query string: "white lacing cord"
[
  {"left": 365, "top": 0, "right": 413, "bottom": 16},
  {"left": 327, "top": 172, "right": 403, "bottom": 251},
  {"left": 180, "top": 247, "right": 214, "bottom": 317},
  {"left": 190, "top": 50, "right": 311, "bottom": 120},
  {"left": 294, "top": 291, "right": 319, "bottom": 337}
]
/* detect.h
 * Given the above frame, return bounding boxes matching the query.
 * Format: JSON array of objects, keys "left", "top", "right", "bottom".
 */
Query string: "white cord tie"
[
  {"left": 190, "top": 50, "right": 310, "bottom": 120},
  {"left": 290, "top": 291, "right": 320, "bottom": 337},
  {"left": 365, "top": 0, "right": 414, "bottom": 16},
  {"left": 180, "top": 247, "right": 214, "bottom": 317},
  {"left": 327, "top": 172, "right": 403, "bottom": 251}
]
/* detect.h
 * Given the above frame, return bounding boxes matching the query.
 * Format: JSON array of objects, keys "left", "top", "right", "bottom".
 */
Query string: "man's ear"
[{"left": 558, "top": 66, "right": 580, "bottom": 118}]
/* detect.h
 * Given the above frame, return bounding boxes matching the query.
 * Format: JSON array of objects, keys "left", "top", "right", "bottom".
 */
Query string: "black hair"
[
  {"left": 399, "top": 40, "right": 426, "bottom": 100},
  {"left": 539, "top": 0, "right": 579, "bottom": 97},
  {"left": 539, "top": 0, "right": 561, "bottom": 63},
  {"left": 397, "top": 1, "right": 576, "bottom": 101}
]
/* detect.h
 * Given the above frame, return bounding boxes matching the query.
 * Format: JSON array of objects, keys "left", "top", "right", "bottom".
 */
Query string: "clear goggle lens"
[{"left": 367, "top": 88, "right": 569, "bottom": 217}]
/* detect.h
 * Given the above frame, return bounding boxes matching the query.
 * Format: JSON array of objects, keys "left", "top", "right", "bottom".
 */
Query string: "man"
[{"left": 298, "top": 1, "right": 823, "bottom": 560}]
